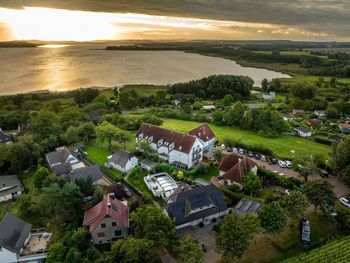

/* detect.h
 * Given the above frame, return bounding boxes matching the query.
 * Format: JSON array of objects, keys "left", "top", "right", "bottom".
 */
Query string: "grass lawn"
[
  {"left": 338, "top": 78, "right": 350, "bottom": 84},
  {"left": 195, "top": 166, "right": 219, "bottom": 182},
  {"left": 121, "top": 84, "right": 169, "bottom": 97},
  {"left": 161, "top": 118, "right": 331, "bottom": 159}
]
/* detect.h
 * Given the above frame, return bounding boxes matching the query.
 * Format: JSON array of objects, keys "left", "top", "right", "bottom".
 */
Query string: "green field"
[
  {"left": 161, "top": 119, "right": 330, "bottom": 159},
  {"left": 121, "top": 84, "right": 169, "bottom": 97},
  {"left": 282, "top": 235, "right": 350, "bottom": 263}
]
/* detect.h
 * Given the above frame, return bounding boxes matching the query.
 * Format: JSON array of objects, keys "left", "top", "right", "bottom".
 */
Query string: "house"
[
  {"left": 83, "top": 193, "right": 129, "bottom": 244},
  {"left": 139, "top": 159, "right": 157, "bottom": 171},
  {"left": 202, "top": 105, "right": 216, "bottom": 111},
  {"left": 136, "top": 123, "right": 203, "bottom": 169},
  {"left": 314, "top": 110, "right": 326, "bottom": 117},
  {"left": 234, "top": 198, "right": 262, "bottom": 217},
  {"left": 0, "top": 175, "right": 23, "bottom": 203},
  {"left": 251, "top": 90, "right": 262, "bottom": 99},
  {"left": 262, "top": 91, "right": 275, "bottom": 101},
  {"left": 0, "top": 213, "right": 52, "bottom": 263},
  {"left": 66, "top": 165, "right": 108, "bottom": 186},
  {"left": 144, "top": 172, "right": 183, "bottom": 201},
  {"left": 164, "top": 184, "right": 229, "bottom": 229},
  {"left": 292, "top": 109, "right": 306, "bottom": 116},
  {"left": 283, "top": 115, "right": 295, "bottom": 122},
  {"left": 0, "top": 129, "right": 12, "bottom": 144},
  {"left": 188, "top": 123, "right": 216, "bottom": 157},
  {"left": 45, "top": 146, "right": 84, "bottom": 175},
  {"left": 338, "top": 123, "right": 350, "bottom": 133},
  {"left": 307, "top": 118, "right": 322, "bottom": 126},
  {"left": 294, "top": 127, "right": 312, "bottom": 137},
  {"left": 107, "top": 150, "right": 138, "bottom": 173},
  {"left": 219, "top": 154, "right": 258, "bottom": 187}
]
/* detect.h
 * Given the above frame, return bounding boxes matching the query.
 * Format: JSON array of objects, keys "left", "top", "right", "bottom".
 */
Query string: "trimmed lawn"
[
  {"left": 121, "top": 84, "right": 169, "bottom": 97},
  {"left": 196, "top": 166, "right": 219, "bottom": 182},
  {"left": 161, "top": 118, "right": 330, "bottom": 159}
]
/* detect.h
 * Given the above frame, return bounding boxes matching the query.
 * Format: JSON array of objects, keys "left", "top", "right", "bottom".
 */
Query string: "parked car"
[
  {"left": 220, "top": 144, "right": 226, "bottom": 150},
  {"left": 319, "top": 169, "right": 329, "bottom": 178},
  {"left": 232, "top": 147, "right": 238, "bottom": 153},
  {"left": 254, "top": 154, "right": 260, "bottom": 160},
  {"left": 261, "top": 155, "right": 267, "bottom": 162},
  {"left": 271, "top": 158, "right": 278, "bottom": 164},
  {"left": 239, "top": 148, "right": 244, "bottom": 155},
  {"left": 285, "top": 160, "right": 293, "bottom": 168},
  {"left": 278, "top": 160, "right": 286, "bottom": 168},
  {"left": 300, "top": 218, "right": 311, "bottom": 244},
  {"left": 248, "top": 151, "right": 254, "bottom": 157},
  {"left": 227, "top": 147, "right": 232, "bottom": 152},
  {"left": 340, "top": 197, "right": 350, "bottom": 208}
]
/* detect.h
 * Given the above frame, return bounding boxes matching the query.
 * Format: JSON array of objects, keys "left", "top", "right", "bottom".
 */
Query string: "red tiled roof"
[
  {"left": 188, "top": 124, "right": 215, "bottom": 142},
  {"left": 136, "top": 123, "right": 197, "bottom": 154},
  {"left": 219, "top": 154, "right": 257, "bottom": 185},
  {"left": 308, "top": 119, "right": 321, "bottom": 125},
  {"left": 83, "top": 194, "right": 129, "bottom": 232},
  {"left": 339, "top": 123, "right": 350, "bottom": 128}
]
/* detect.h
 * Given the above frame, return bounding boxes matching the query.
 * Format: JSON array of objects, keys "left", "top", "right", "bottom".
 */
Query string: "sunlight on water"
[{"left": 39, "top": 44, "right": 69, "bottom": 48}]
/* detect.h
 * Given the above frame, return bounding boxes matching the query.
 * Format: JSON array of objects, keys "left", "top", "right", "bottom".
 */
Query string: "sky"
[{"left": 0, "top": 0, "right": 349, "bottom": 42}]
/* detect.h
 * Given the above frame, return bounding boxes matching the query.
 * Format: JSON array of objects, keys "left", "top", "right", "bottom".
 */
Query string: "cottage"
[
  {"left": 164, "top": 185, "right": 229, "bottom": 229},
  {"left": 45, "top": 146, "right": 84, "bottom": 175},
  {"left": 219, "top": 154, "right": 258, "bottom": 187},
  {"left": 338, "top": 123, "right": 350, "bottom": 133},
  {"left": 314, "top": 110, "right": 326, "bottom": 117},
  {"left": 188, "top": 123, "right": 216, "bottom": 157},
  {"left": 0, "top": 213, "right": 52, "bottom": 263},
  {"left": 307, "top": 118, "right": 322, "bottom": 126},
  {"left": 136, "top": 123, "right": 203, "bottom": 169},
  {"left": 83, "top": 193, "right": 129, "bottom": 244},
  {"left": 144, "top": 172, "right": 182, "bottom": 201},
  {"left": 107, "top": 150, "right": 138, "bottom": 173},
  {"left": 0, "top": 175, "right": 23, "bottom": 203},
  {"left": 262, "top": 91, "right": 275, "bottom": 101},
  {"left": 66, "top": 165, "right": 109, "bottom": 185},
  {"left": 139, "top": 159, "right": 157, "bottom": 171},
  {"left": 283, "top": 115, "right": 295, "bottom": 122},
  {"left": 0, "top": 129, "right": 12, "bottom": 144},
  {"left": 202, "top": 105, "right": 216, "bottom": 111},
  {"left": 294, "top": 127, "right": 312, "bottom": 137},
  {"left": 292, "top": 109, "right": 306, "bottom": 116}
]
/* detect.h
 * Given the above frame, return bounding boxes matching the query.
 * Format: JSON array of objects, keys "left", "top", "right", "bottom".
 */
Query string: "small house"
[
  {"left": 0, "top": 175, "right": 23, "bottom": 203},
  {"left": 307, "top": 118, "right": 321, "bottom": 126},
  {"left": 314, "top": 110, "right": 326, "bottom": 117},
  {"left": 292, "top": 109, "right": 306, "bottom": 117},
  {"left": 338, "top": 123, "right": 350, "bottom": 133},
  {"left": 294, "top": 127, "right": 312, "bottom": 137},
  {"left": 139, "top": 159, "right": 157, "bottom": 171},
  {"left": 107, "top": 150, "right": 138, "bottom": 173},
  {"left": 83, "top": 193, "right": 129, "bottom": 244},
  {"left": 66, "top": 165, "right": 109, "bottom": 186},
  {"left": 202, "top": 105, "right": 216, "bottom": 111},
  {"left": 262, "top": 91, "right": 275, "bottom": 101}
]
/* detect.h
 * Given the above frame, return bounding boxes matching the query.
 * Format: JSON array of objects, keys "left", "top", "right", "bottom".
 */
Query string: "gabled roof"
[
  {"left": 136, "top": 123, "right": 197, "bottom": 154},
  {"left": 166, "top": 185, "right": 227, "bottom": 226},
  {"left": 45, "top": 146, "right": 80, "bottom": 167},
  {"left": 0, "top": 175, "right": 23, "bottom": 197},
  {"left": 0, "top": 130, "right": 11, "bottom": 143},
  {"left": 294, "top": 127, "right": 311, "bottom": 133},
  {"left": 67, "top": 165, "right": 103, "bottom": 183},
  {"left": 109, "top": 150, "right": 136, "bottom": 167},
  {"left": 219, "top": 154, "right": 257, "bottom": 185},
  {"left": 52, "top": 163, "right": 72, "bottom": 176},
  {"left": 0, "top": 213, "right": 32, "bottom": 253},
  {"left": 339, "top": 123, "right": 350, "bottom": 129},
  {"left": 188, "top": 124, "right": 215, "bottom": 143},
  {"left": 83, "top": 194, "right": 129, "bottom": 232}
]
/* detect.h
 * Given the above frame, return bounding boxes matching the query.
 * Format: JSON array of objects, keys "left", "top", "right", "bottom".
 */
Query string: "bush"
[
  {"left": 228, "top": 183, "right": 241, "bottom": 193},
  {"left": 314, "top": 137, "right": 332, "bottom": 145},
  {"left": 258, "top": 167, "right": 302, "bottom": 189}
]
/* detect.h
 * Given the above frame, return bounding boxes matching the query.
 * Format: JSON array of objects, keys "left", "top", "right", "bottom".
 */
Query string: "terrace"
[
  {"left": 144, "top": 172, "right": 182, "bottom": 200},
  {"left": 20, "top": 229, "right": 52, "bottom": 258}
]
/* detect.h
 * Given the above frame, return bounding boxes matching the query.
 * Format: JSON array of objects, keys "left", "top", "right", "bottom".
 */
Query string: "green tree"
[
  {"left": 329, "top": 77, "right": 337, "bottom": 88},
  {"left": 227, "top": 101, "right": 247, "bottom": 127},
  {"left": 111, "top": 238, "right": 152, "bottom": 263},
  {"left": 331, "top": 137, "right": 350, "bottom": 181},
  {"left": 29, "top": 110, "right": 61, "bottom": 140},
  {"left": 46, "top": 241, "right": 67, "bottom": 263},
  {"left": 182, "top": 102, "right": 193, "bottom": 114},
  {"left": 131, "top": 205, "right": 176, "bottom": 247},
  {"left": 116, "top": 131, "right": 131, "bottom": 150},
  {"left": 258, "top": 201, "right": 287, "bottom": 233},
  {"left": 62, "top": 126, "right": 81, "bottom": 144},
  {"left": 83, "top": 102, "right": 107, "bottom": 123},
  {"left": 223, "top": 94, "right": 234, "bottom": 106},
  {"left": 243, "top": 172, "right": 262, "bottom": 196},
  {"left": 70, "top": 227, "right": 89, "bottom": 251},
  {"left": 139, "top": 139, "right": 158, "bottom": 160},
  {"left": 279, "top": 191, "right": 309, "bottom": 218},
  {"left": 213, "top": 149, "right": 224, "bottom": 163},
  {"left": 33, "top": 166, "right": 51, "bottom": 189},
  {"left": 216, "top": 214, "right": 260, "bottom": 259},
  {"left": 304, "top": 179, "right": 336, "bottom": 213},
  {"left": 96, "top": 121, "right": 120, "bottom": 151},
  {"left": 177, "top": 237, "right": 204, "bottom": 263},
  {"left": 261, "top": 79, "right": 269, "bottom": 91},
  {"left": 78, "top": 122, "right": 95, "bottom": 143}
]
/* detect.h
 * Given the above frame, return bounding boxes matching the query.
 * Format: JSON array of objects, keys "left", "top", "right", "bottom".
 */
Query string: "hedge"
[{"left": 258, "top": 166, "right": 302, "bottom": 189}]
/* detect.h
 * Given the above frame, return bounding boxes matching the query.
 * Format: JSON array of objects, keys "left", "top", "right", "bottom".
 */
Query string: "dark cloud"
[{"left": 1, "top": 0, "right": 349, "bottom": 39}]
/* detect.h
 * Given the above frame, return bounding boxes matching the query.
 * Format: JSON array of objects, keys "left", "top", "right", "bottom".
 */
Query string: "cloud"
[{"left": 0, "top": 0, "right": 349, "bottom": 40}]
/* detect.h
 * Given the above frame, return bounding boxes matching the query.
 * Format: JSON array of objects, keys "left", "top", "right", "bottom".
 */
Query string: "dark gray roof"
[
  {"left": 45, "top": 146, "right": 80, "bottom": 167},
  {"left": 0, "top": 213, "right": 32, "bottom": 253},
  {"left": 294, "top": 127, "right": 311, "bottom": 133},
  {"left": 52, "top": 163, "right": 72, "bottom": 176},
  {"left": 0, "top": 175, "right": 23, "bottom": 197},
  {"left": 140, "top": 159, "right": 157, "bottom": 167},
  {"left": 109, "top": 150, "right": 135, "bottom": 167},
  {"left": 234, "top": 198, "right": 262, "bottom": 216},
  {"left": 0, "top": 130, "right": 11, "bottom": 143},
  {"left": 166, "top": 185, "right": 227, "bottom": 226},
  {"left": 67, "top": 165, "right": 103, "bottom": 183}
]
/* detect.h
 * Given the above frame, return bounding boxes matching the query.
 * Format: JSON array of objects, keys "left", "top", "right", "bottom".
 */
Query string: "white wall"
[
  {"left": 91, "top": 217, "right": 128, "bottom": 244},
  {"left": 0, "top": 191, "right": 22, "bottom": 203},
  {"left": 0, "top": 247, "right": 17, "bottom": 263}
]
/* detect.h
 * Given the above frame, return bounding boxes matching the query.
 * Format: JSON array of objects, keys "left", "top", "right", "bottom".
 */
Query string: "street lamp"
[{"left": 291, "top": 150, "right": 295, "bottom": 160}]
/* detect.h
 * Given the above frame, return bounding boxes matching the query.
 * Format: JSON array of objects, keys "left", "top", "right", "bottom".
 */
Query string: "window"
[
  {"left": 101, "top": 223, "right": 106, "bottom": 228},
  {"left": 112, "top": 222, "right": 117, "bottom": 227},
  {"left": 97, "top": 232, "right": 105, "bottom": 237},
  {"left": 115, "top": 230, "right": 122, "bottom": 237}
]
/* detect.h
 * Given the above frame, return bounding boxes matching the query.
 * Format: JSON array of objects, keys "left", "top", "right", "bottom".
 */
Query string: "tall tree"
[
  {"left": 279, "top": 191, "right": 309, "bottom": 218},
  {"left": 116, "top": 131, "right": 131, "bottom": 150},
  {"left": 110, "top": 238, "right": 152, "bottom": 263},
  {"left": 28, "top": 110, "right": 61, "bottom": 140},
  {"left": 304, "top": 179, "right": 336, "bottom": 213},
  {"left": 258, "top": 201, "right": 287, "bottom": 233},
  {"left": 216, "top": 214, "right": 260, "bottom": 259},
  {"left": 33, "top": 166, "right": 51, "bottom": 189},
  {"left": 78, "top": 122, "right": 96, "bottom": 143},
  {"left": 243, "top": 172, "right": 262, "bottom": 196},
  {"left": 96, "top": 122, "right": 120, "bottom": 151},
  {"left": 177, "top": 237, "right": 204, "bottom": 263},
  {"left": 331, "top": 137, "right": 350, "bottom": 181},
  {"left": 131, "top": 205, "right": 176, "bottom": 247}
]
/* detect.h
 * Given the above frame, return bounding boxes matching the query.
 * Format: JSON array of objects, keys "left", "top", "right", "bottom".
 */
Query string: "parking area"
[{"left": 254, "top": 159, "right": 303, "bottom": 180}]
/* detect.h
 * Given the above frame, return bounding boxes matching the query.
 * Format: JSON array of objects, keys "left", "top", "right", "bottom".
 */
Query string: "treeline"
[{"left": 169, "top": 75, "right": 253, "bottom": 100}]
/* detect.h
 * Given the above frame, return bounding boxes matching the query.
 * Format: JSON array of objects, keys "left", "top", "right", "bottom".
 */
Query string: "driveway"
[{"left": 254, "top": 159, "right": 303, "bottom": 180}]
